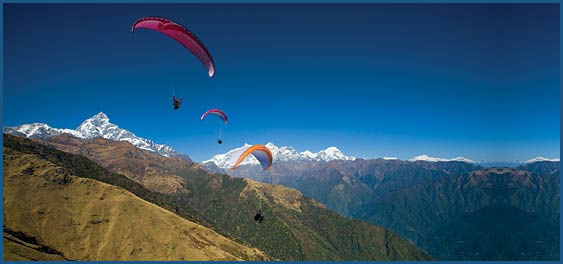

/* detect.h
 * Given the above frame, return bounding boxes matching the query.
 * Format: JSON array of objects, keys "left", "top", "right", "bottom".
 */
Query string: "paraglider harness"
[
  {"left": 254, "top": 210, "right": 265, "bottom": 223},
  {"left": 172, "top": 96, "right": 183, "bottom": 110}
]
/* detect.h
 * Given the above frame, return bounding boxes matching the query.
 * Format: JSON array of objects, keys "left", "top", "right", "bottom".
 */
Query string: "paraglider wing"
[
  {"left": 132, "top": 17, "right": 215, "bottom": 77},
  {"left": 200, "top": 109, "right": 228, "bottom": 123},
  {"left": 230, "top": 144, "right": 273, "bottom": 170}
]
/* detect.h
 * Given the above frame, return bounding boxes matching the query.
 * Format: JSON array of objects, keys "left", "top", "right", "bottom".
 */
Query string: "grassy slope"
[
  {"left": 36, "top": 135, "right": 192, "bottom": 195},
  {"left": 174, "top": 169, "right": 432, "bottom": 260},
  {"left": 3, "top": 134, "right": 431, "bottom": 260},
  {"left": 3, "top": 145, "right": 271, "bottom": 261},
  {"left": 3, "top": 231, "right": 67, "bottom": 261}
]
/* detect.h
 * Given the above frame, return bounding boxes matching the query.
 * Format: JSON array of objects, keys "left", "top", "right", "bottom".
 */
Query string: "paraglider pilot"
[
  {"left": 254, "top": 210, "right": 265, "bottom": 223},
  {"left": 201, "top": 109, "right": 228, "bottom": 144},
  {"left": 172, "top": 96, "right": 182, "bottom": 110}
]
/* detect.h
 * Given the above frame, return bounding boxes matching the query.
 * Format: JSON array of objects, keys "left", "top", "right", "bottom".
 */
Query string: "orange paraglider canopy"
[{"left": 231, "top": 144, "right": 273, "bottom": 170}]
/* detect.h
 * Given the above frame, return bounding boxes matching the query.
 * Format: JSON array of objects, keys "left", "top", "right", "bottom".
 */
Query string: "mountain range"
[
  {"left": 204, "top": 143, "right": 557, "bottom": 169},
  {"left": 204, "top": 143, "right": 355, "bottom": 169},
  {"left": 202, "top": 145, "right": 560, "bottom": 261},
  {"left": 362, "top": 165, "right": 560, "bottom": 260},
  {"left": 3, "top": 124, "right": 430, "bottom": 260},
  {"left": 3, "top": 112, "right": 180, "bottom": 158},
  {"left": 5, "top": 112, "right": 556, "bottom": 165},
  {"left": 408, "top": 155, "right": 475, "bottom": 163},
  {"left": 524, "top": 156, "right": 560, "bottom": 163},
  {"left": 3, "top": 113, "right": 559, "bottom": 260}
]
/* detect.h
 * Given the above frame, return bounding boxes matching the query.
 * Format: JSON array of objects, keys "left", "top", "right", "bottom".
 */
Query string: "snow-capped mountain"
[
  {"left": 3, "top": 112, "right": 180, "bottom": 157},
  {"left": 3, "top": 123, "right": 85, "bottom": 139},
  {"left": 409, "top": 155, "right": 475, "bottom": 163},
  {"left": 204, "top": 142, "right": 355, "bottom": 169},
  {"left": 525, "top": 157, "right": 560, "bottom": 163}
]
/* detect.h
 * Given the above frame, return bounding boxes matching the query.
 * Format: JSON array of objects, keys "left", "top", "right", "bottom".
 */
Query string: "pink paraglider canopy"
[
  {"left": 201, "top": 109, "right": 228, "bottom": 123},
  {"left": 132, "top": 17, "right": 215, "bottom": 77}
]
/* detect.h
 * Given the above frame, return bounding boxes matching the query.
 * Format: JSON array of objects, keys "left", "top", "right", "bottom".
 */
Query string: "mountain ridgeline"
[
  {"left": 3, "top": 141, "right": 271, "bottom": 261},
  {"left": 216, "top": 159, "right": 483, "bottom": 216},
  {"left": 3, "top": 112, "right": 182, "bottom": 157},
  {"left": 3, "top": 134, "right": 431, "bottom": 261},
  {"left": 4, "top": 112, "right": 558, "bottom": 261},
  {"left": 363, "top": 167, "right": 560, "bottom": 260},
  {"left": 210, "top": 156, "right": 560, "bottom": 261}
]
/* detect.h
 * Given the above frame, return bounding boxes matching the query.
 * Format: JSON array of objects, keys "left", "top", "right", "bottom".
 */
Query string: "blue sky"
[{"left": 3, "top": 4, "right": 560, "bottom": 162}]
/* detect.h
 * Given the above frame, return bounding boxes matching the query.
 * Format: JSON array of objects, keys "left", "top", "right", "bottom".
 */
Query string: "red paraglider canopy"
[
  {"left": 201, "top": 109, "right": 228, "bottom": 123},
  {"left": 132, "top": 17, "right": 215, "bottom": 77}
]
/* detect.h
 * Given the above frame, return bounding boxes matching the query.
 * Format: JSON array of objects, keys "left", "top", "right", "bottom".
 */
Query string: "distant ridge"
[
  {"left": 3, "top": 112, "right": 181, "bottom": 157},
  {"left": 204, "top": 142, "right": 355, "bottom": 169}
]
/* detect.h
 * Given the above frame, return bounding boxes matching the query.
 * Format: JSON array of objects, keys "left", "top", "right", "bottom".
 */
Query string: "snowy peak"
[
  {"left": 449, "top": 157, "right": 476, "bottom": 163},
  {"left": 409, "top": 155, "right": 448, "bottom": 162},
  {"left": 204, "top": 143, "right": 355, "bottom": 169},
  {"left": 266, "top": 143, "right": 355, "bottom": 162},
  {"left": 77, "top": 112, "right": 110, "bottom": 130},
  {"left": 76, "top": 112, "right": 121, "bottom": 139},
  {"left": 3, "top": 122, "right": 85, "bottom": 139},
  {"left": 316, "top": 146, "right": 354, "bottom": 161},
  {"left": 525, "top": 157, "right": 560, "bottom": 163},
  {"left": 263, "top": 142, "right": 354, "bottom": 162},
  {"left": 205, "top": 143, "right": 255, "bottom": 168},
  {"left": 3, "top": 112, "right": 181, "bottom": 158},
  {"left": 4, "top": 123, "right": 51, "bottom": 138},
  {"left": 409, "top": 155, "right": 475, "bottom": 163},
  {"left": 84, "top": 112, "right": 109, "bottom": 125}
]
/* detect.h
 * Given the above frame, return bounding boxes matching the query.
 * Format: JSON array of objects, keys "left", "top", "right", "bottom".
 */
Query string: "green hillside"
[
  {"left": 3, "top": 134, "right": 431, "bottom": 261},
  {"left": 361, "top": 168, "right": 559, "bottom": 260}
]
